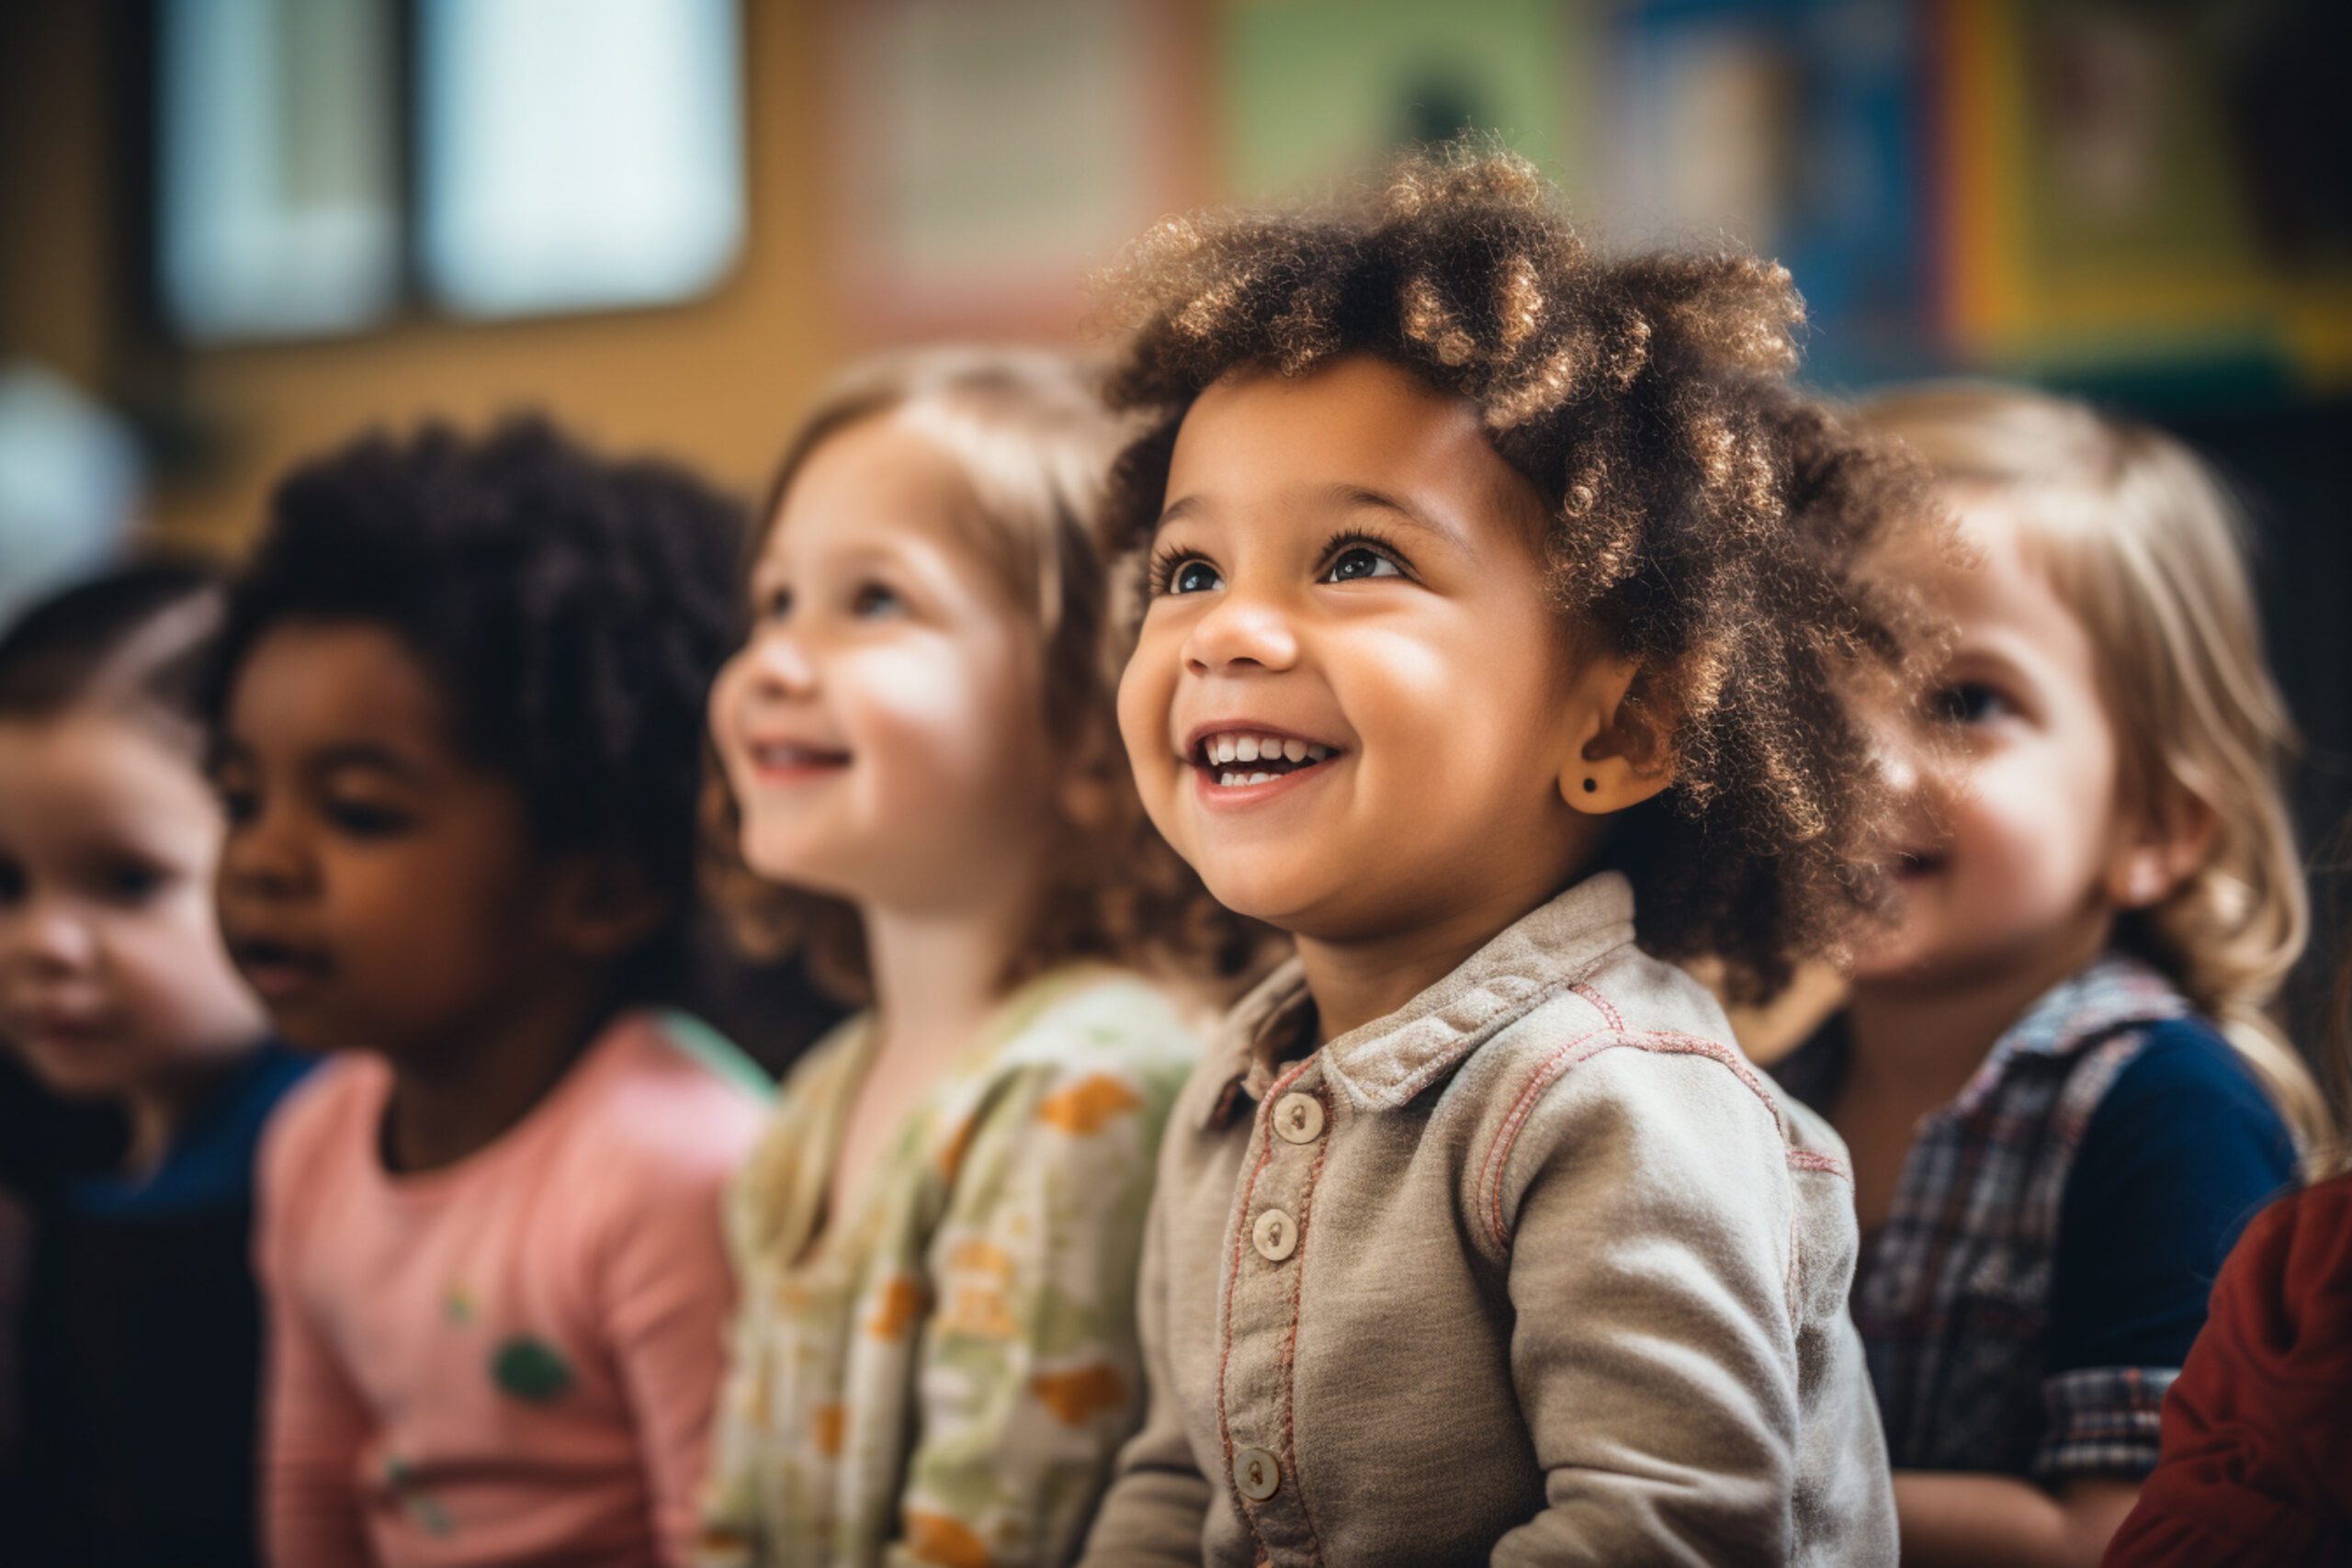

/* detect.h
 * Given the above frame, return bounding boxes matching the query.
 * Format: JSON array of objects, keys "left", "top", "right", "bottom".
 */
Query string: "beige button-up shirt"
[{"left": 1080, "top": 874, "right": 1895, "bottom": 1567}]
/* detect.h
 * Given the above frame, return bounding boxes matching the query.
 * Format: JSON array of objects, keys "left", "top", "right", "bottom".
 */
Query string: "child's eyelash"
[
  {"left": 1144, "top": 543, "right": 1204, "bottom": 598},
  {"left": 1322, "top": 527, "right": 1414, "bottom": 579}
]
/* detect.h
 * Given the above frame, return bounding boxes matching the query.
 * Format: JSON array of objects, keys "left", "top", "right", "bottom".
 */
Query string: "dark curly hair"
[
  {"left": 1092, "top": 144, "right": 1939, "bottom": 1000},
  {"left": 210, "top": 417, "right": 745, "bottom": 1001}
]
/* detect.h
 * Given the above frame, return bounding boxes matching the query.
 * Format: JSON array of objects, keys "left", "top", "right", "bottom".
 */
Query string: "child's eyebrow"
[
  {"left": 1320, "top": 483, "right": 1469, "bottom": 552},
  {"left": 311, "top": 743, "right": 430, "bottom": 785}
]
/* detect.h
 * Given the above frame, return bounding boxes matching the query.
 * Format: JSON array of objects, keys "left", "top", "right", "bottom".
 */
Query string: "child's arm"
[
  {"left": 1487, "top": 1045, "right": 1817, "bottom": 1565},
  {"left": 888, "top": 1062, "right": 1182, "bottom": 1568},
  {"left": 254, "top": 1118, "right": 374, "bottom": 1566},
  {"left": 1894, "top": 1474, "right": 2141, "bottom": 1567},
  {"left": 599, "top": 1121, "right": 760, "bottom": 1568},
  {"left": 1072, "top": 1190, "right": 1209, "bottom": 1567}
]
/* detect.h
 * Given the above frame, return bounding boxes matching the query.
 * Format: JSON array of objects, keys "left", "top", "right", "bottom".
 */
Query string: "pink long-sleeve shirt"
[{"left": 255, "top": 1010, "right": 769, "bottom": 1568}]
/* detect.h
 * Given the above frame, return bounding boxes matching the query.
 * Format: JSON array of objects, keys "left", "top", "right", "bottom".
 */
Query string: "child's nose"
[
  {"left": 5, "top": 890, "right": 99, "bottom": 974},
  {"left": 744, "top": 627, "right": 819, "bottom": 695},
  {"left": 1182, "top": 591, "right": 1300, "bottom": 676},
  {"left": 218, "top": 816, "right": 313, "bottom": 902}
]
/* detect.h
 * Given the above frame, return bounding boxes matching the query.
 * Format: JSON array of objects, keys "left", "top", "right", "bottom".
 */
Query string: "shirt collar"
[
  {"left": 1197, "top": 872, "right": 1639, "bottom": 1130},
  {"left": 1949, "top": 950, "right": 2188, "bottom": 1118}
]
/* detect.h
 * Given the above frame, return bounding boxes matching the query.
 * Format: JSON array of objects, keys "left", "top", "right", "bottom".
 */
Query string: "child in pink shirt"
[{"left": 213, "top": 422, "right": 770, "bottom": 1567}]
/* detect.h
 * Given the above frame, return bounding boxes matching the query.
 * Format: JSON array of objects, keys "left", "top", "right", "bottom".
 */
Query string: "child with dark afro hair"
[
  {"left": 212, "top": 419, "right": 771, "bottom": 1568},
  {"left": 1078, "top": 145, "right": 1935, "bottom": 1566}
]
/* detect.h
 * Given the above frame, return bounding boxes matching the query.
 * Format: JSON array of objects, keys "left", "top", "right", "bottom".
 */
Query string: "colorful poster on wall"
[
  {"left": 1217, "top": 0, "right": 1589, "bottom": 202},
  {"left": 1935, "top": 0, "right": 2352, "bottom": 389},
  {"left": 830, "top": 0, "right": 1199, "bottom": 338}
]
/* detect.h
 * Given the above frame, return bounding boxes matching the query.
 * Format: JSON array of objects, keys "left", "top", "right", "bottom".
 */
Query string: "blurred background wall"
[{"left": 4, "top": 0, "right": 2348, "bottom": 1040}]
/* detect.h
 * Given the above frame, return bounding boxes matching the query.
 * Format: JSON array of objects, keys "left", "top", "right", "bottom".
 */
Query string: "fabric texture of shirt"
[
  {"left": 5, "top": 1041, "right": 308, "bottom": 1568},
  {"left": 695, "top": 964, "right": 1200, "bottom": 1568},
  {"left": 1770, "top": 953, "right": 2296, "bottom": 1483},
  {"left": 257, "top": 1010, "right": 770, "bottom": 1568},
  {"left": 1077, "top": 872, "right": 1896, "bottom": 1568},
  {"left": 2103, "top": 1171, "right": 2352, "bottom": 1566}
]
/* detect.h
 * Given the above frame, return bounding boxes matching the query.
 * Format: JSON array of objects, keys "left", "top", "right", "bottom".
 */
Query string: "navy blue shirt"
[{"left": 6, "top": 1042, "right": 310, "bottom": 1568}]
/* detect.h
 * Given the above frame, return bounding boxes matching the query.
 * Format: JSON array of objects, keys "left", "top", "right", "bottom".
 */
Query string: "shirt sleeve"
[
  {"left": 887, "top": 1057, "right": 1178, "bottom": 1568},
  {"left": 2040, "top": 1021, "right": 2298, "bottom": 1481},
  {"left": 599, "top": 1105, "right": 763, "bottom": 1568},
  {"left": 254, "top": 1101, "right": 374, "bottom": 1568},
  {"left": 1072, "top": 1179, "right": 1211, "bottom": 1568},
  {"left": 2103, "top": 1176, "right": 2352, "bottom": 1566},
  {"left": 1488, "top": 1042, "right": 1804, "bottom": 1567}
]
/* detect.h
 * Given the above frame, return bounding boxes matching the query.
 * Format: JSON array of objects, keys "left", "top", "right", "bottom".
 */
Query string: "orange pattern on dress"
[
  {"left": 1029, "top": 1362, "right": 1129, "bottom": 1426},
  {"left": 1035, "top": 1075, "right": 1141, "bottom": 1134}
]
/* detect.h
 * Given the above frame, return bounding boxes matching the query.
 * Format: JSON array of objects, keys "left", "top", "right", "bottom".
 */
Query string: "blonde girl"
[
  {"left": 1770, "top": 384, "right": 2329, "bottom": 1568},
  {"left": 696, "top": 348, "right": 1260, "bottom": 1568}
]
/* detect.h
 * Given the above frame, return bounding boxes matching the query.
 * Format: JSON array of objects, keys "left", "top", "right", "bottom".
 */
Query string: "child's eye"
[
  {"left": 849, "top": 582, "right": 904, "bottom": 620},
  {"left": 0, "top": 858, "right": 23, "bottom": 906},
  {"left": 215, "top": 784, "right": 259, "bottom": 828},
  {"left": 760, "top": 586, "right": 793, "bottom": 622},
  {"left": 1322, "top": 545, "right": 1403, "bottom": 583},
  {"left": 325, "top": 799, "right": 413, "bottom": 840},
  {"left": 1934, "top": 682, "right": 2013, "bottom": 727},
  {"left": 96, "top": 860, "right": 169, "bottom": 906},
  {"left": 1149, "top": 551, "right": 1223, "bottom": 596}
]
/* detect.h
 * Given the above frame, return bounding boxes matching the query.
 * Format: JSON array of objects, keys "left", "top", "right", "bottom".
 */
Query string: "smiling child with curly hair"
[{"left": 1077, "top": 142, "right": 1940, "bottom": 1566}]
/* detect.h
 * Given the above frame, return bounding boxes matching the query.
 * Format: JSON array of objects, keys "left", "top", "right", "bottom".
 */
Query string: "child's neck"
[
  {"left": 380, "top": 977, "right": 614, "bottom": 1174},
  {"left": 1843, "top": 912, "right": 2116, "bottom": 1106},
  {"left": 859, "top": 886, "right": 1038, "bottom": 1069},
  {"left": 1296, "top": 878, "right": 1573, "bottom": 1048}
]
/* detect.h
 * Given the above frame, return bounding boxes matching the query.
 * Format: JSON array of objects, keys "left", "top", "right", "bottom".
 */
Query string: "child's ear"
[
  {"left": 548, "top": 856, "right": 673, "bottom": 962},
  {"left": 1556, "top": 652, "right": 1677, "bottom": 815},
  {"left": 2103, "top": 792, "right": 2218, "bottom": 910}
]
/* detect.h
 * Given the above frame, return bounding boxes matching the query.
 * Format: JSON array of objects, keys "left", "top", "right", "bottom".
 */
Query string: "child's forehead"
[
  {"left": 1162, "top": 355, "right": 1545, "bottom": 541},
  {"left": 227, "top": 619, "right": 461, "bottom": 760},
  {"left": 759, "top": 412, "right": 995, "bottom": 568}
]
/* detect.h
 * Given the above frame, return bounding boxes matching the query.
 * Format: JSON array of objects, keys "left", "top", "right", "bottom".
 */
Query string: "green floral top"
[{"left": 695, "top": 966, "right": 1199, "bottom": 1568}]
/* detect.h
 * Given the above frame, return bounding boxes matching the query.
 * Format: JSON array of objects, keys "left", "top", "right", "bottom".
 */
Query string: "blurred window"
[
  {"left": 154, "top": 0, "right": 743, "bottom": 342},
  {"left": 157, "top": 0, "right": 401, "bottom": 343},
  {"left": 416, "top": 0, "right": 743, "bottom": 318}
]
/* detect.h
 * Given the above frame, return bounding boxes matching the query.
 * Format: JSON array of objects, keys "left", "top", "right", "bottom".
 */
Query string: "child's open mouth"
[
  {"left": 747, "top": 740, "right": 852, "bottom": 783},
  {"left": 1191, "top": 729, "right": 1341, "bottom": 790}
]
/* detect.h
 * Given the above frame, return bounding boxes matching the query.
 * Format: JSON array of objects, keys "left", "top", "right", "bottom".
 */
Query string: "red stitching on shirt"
[
  {"left": 1480, "top": 1026, "right": 1608, "bottom": 1250},
  {"left": 1218, "top": 1055, "right": 1317, "bottom": 1546},
  {"left": 1279, "top": 1090, "right": 1332, "bottom": 1560},
  {"left": 1569, "top": 982, "right": 1623, "bottom": 1032},
  {"left": 1484, "top": 1030, "right": 1792, "bottom": 1249},
  {"left": 1787, "top": 1149, "right": 1850, "bottom": 1179}
]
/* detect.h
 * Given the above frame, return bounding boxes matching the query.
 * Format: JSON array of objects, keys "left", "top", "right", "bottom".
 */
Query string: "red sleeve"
[{"left": 2104, "top": 1173, "right": 2352, "bottom": 1566}]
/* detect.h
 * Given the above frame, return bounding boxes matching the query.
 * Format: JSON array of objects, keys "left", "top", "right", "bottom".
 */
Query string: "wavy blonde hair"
[
  {"left": 1858, "top": 384, "right": 2332, "bottom": 1156},
  {"left": 701, "top": 345, "right": 1269, "bottom": 1004}
]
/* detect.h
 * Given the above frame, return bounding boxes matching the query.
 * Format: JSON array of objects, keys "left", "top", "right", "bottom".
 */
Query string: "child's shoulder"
[
  {"left": 987, "top": 964, "right": 1202, "bottom": 1084},
  {"left": 1474, "top": 940, "right": 1804, "bottom": 1160},
  {"left": 257, "top": 1051, "right": 379, "bottom": 1178},
  {"left": 555, "top": 1010, "right": 772, "bottom": 1182}
]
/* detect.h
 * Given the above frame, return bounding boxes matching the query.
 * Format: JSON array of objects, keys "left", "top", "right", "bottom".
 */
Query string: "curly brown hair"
[
  {"left": 1091, "top": 144, "right": 1939, "bottom": 1001},
  {"left": 703, "top": 346, "right": 1271, "bottom": 1005}
]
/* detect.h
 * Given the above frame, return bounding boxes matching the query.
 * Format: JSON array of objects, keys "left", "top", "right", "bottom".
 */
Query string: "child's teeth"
[
  {"left": 1282, "top": 738, "right": 1306, "bottom": 762},
  {"left": 1236, "top": 737, "right": 1261, "bottom": 762},
  {"left": 1250, "top": 772, "right": 1272, "bottom": 784},
  {"left": 1215, "top": 737, "right": 1238, "bottom": 764},
  {"left": 1306, "top": 743, "right": 1329, "bottom": 761}
]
